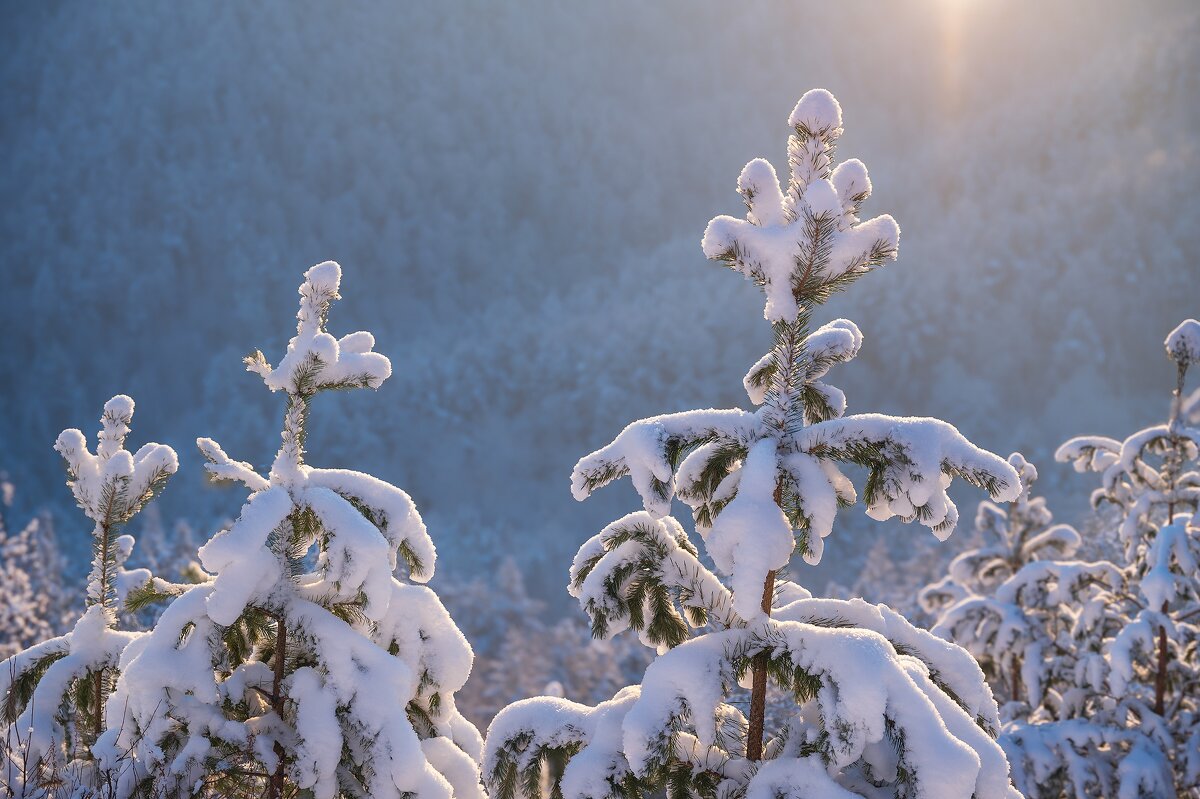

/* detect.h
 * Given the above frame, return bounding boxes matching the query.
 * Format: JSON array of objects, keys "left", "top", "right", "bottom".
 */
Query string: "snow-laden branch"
[
  {"left": 197, "top": 436, "right": 269, "bottom": 491},
  {"left": 570, "top": 409, "right": 758, "bottom": 516},
  {"left": 569, "top": 512, "right": 734, "bottom": 647},
  {"left": 621, "top": 621, "right": 1016, "bottom": 799},
  {"left": 795, "top": 413, "right": 1020, "bottom": 537}
]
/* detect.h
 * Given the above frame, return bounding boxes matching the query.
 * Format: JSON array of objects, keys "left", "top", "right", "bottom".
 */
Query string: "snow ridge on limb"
[
  {"left": 486, "top": 689, "right": 664, "bottom": 799},
  {"left": 794, "top": 414, "right": 1020, "bottom": 538},
  {"left": 1, "top": 396, "right": 176, "bottom": 779},
  {"left": 196, "top": 436, "right": 270, "bottom": 491},
  {"left": 570, "top": 409, "right": 757, "bottom": 516},
  {"left": 773, "top": 597, "right": 1002, "bottom": 732},
  {"left": 621, "top": 622, "right": 1016, "bottom": 799},
  {"left": 99, "top": 264, "right": 481, "bottom": 799}
]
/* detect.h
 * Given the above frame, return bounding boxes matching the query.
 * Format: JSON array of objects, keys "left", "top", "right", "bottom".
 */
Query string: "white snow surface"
[
  {"left": 706, "top": 439, "right": 793, "bottom": 619},
  {"left": 788, "top": 88, "right": 842, "bottom": 134}
]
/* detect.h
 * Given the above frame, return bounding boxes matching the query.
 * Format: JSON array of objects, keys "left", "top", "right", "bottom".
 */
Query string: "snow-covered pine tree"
[
  {"left": 1044, "top": 318, "right": 1200, "bottom": 794},
  {"left": 484, "top": 90, "right": 1023, "bottom": 799},
  {"left": 918, "top": 453, "right": 1116, "bottom": 709},
  {"left": 96, "top": 262, "right": 484, "bottom": 799},
  {"left": 0, "top": 396, "right": 177, "bottom": 786},
  {"left": 912, "top": 453, "right": 1160, "bottom": 797}
]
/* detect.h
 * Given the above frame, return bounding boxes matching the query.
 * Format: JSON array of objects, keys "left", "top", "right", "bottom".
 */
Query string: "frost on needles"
[
  {"left": 485, "top": 90, "right": 1023, "bottom": 799},
  {"left": 94, "top": 263, "right": 485, "bottom": 799}
]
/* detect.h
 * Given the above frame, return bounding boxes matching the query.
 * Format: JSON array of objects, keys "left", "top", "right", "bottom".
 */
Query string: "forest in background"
[{"left": 1, "top": 0, "right": 1198, "bottom": 603}]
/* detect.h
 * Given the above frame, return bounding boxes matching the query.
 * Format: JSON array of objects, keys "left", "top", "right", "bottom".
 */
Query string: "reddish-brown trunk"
[
  {"left": 747, "top": 482, "right": 789, "bottom": 761},
  {"left": 746, "top": 569, "right": 776, "bottom": 762},
  {"left": 1154, "top": 600, "right": 1169, "bottom": 716}
]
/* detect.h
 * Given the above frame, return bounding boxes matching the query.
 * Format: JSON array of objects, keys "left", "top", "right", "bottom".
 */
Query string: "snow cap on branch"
[
  {"left": 788, "top": 88, "right": 842, "bottom": 134},
  {"left": 796, "top": 414, "right": 1020, "bottom": 538},
  {"left": 1166, "top": 318, "right": 1200, "bottom": 365}
]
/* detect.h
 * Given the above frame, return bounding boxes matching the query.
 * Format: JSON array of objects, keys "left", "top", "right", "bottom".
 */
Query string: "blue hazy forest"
[{"left": 1, "top": 0, "right": 1198, "bottom": 608}]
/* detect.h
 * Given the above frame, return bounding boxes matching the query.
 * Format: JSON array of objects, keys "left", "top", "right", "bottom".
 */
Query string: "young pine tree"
[
  {"left": 1041, "top": 318, "right": 1200, "bottom": 795},
  {"left": 484, "top": 90, "right": 1023, "bottom": 799},
  {"left": 915, "top": 454, "right": 1162, "bottom": 798},
  {"left": 1, "top": 396, "right": 177, "bottom": 788},
  {"left": 97, "top": 263, "right": 484, "bottom": 799}
]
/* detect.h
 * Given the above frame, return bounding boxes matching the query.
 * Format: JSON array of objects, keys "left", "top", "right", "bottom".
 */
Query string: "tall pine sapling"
[
  {"left": 97, "top": 263, "right": 485, "bottom": 799},
  {"left": 1031, "top": 317, "right": 1200, "bottom": 795},
  {"left": 0, "top": 396, "right": 176, "bottom": 784},
  {"left": 917, "top": 454, "right": 1161, "bottom": 798},
  {"left": 485, "top": 90, "right": 1023, "bottom": 799}
]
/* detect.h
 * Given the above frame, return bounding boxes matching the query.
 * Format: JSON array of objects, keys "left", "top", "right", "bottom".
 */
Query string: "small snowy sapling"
[
  {"left": 97, "top": 263, "right": 485, "bottom": 799},
  {"left": 0, "top": 396, "right": 177, "bottom": 787},
  {"left": 995, "top": 319, "right": 1200, "bottom": 798}
]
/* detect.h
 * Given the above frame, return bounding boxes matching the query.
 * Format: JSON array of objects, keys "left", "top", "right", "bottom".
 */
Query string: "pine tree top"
[
  {"left": 701, "top": 88, "right": 899, "bottom": 322},
  {"left": 54, "top": 395, "right": 178, "bottom": 532},
  {"left": 245, "top": 260, "right": 392, "bottom": 398}
]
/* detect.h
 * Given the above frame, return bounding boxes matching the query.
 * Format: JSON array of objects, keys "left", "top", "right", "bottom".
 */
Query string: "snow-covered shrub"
[
  {"left": 915, "top": 453, "right": 1157, "bottom": 797},
  {"left": 919, "top": 453, "right": 1118, "bottom": 710},
  {"left": 484, "top": 90, "right": 1022, "bottom": 799},
  {"left": 995, "top": 319, "right": 1200, "bottom": 798},
  {"left": 94, "top": 263, "right": 484, "bottom": 799},
  {"left": 1, "top": 396, "right": 177, "bottom": 792},
  {"left": 1057, "top": 319, "right": 1200, "bottom": 792}
]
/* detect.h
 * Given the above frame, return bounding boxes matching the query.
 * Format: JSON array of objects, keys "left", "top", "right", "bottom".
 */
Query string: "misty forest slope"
[{"left": 1, "top": 1, "right": 1197, "bottom": 592}]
